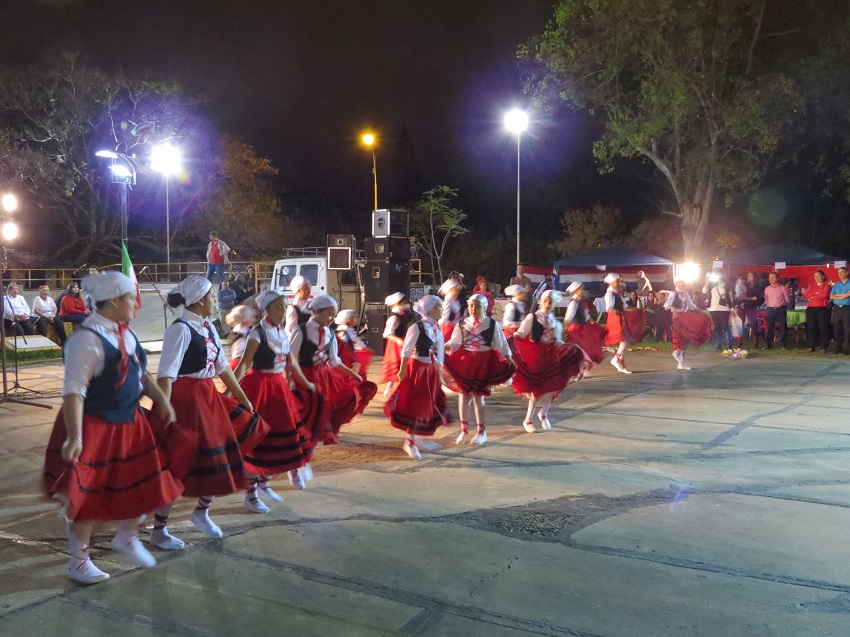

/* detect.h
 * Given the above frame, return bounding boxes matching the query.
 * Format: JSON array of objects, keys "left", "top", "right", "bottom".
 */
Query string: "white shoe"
[
  {"left": 402, "top": 440, "right": 421, "bottom": 460},
  {"left": 191, "top": 510, "right": 223, "bottom": 538},
  {"left": 456, "top": 430, "right": 468, "bottom": 444},
  {"left": 618, "top": 366, "right": 632, "bottom": 374},
  {"left": 110, "top": 531, "right": 157, "bottom": 568},
  {"left": 539, "top": 417, "right": 552, "bottom": 430},
  {"left": 383, "top": 383, "right": 393, "bottom": 397},
  {"left": 67, "top": 556, "right": 110, "bottom": 584},
  {"left": 288, "top": 469, "right": 305, "bottom": 490},
  {"left": 523, "top": 421, "right": 536, "bottom": 433},
  {"left": 258, "top": 483, "right": 283, "bottom": 503},
  {"left": 416, "top": 438, "right": 442, "bottom": 452},
  {"left": 243, "top": 493, "right": 270, "bottom": 514},
  {"left": 677, "top": 362, "right": 691, "bottom": 371},
  {"left": 300, "top": 463, "right": 314, "bottom": 482},
  {"left": 610, "top": 357, "right": 622, "bottom": 371},
  {"left": 470, "top": 431, "right": 487, "bottom": 445},
  {"left": 673, "top": 350, "right": 683, "bottom": 363},
  {"left": 149, "top": 527, "right": 185, "bottom": 551}
]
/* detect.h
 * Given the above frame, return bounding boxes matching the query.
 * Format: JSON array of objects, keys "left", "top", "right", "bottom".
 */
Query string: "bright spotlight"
[
  {"left": 1, "top": 193, "right": 17, "bottom": 212},
  {"left": 362, "top": 133, "right": 375, "bottom": 147},
  {"left": 151, "top": 143, "right": 182, "bottom": 176},
  {"left": 677, "top": 262, "right": 701, "bottom": 283},
  {"left": 110, "top": 164, "right": 133, "bottom": 179},
  {"left": 504, "top": 109, "right": 529, "bottom": 135},
  {"left": 2, "top": 221, "right": 18, "bottom": 241}
]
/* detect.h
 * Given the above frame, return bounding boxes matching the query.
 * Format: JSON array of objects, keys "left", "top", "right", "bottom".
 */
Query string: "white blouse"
[
  {"left": 447, "top": 316, "right": 511, "bottom": 358},
  {"left": 400, "top": 318, "right": 445, "bottom": 365},
  {"left": 383, "top": 311, "right": 407, "bottom": 338},
  {"left": 285, "top": 299, "right": 311, "bottom": 337},
  {"left": 157, "top": 309, "right": 227, "bottom": 380},
  {"left": 439, "top": 298, "right": 462, "bottom": 327},
  {"left": 248, "top": 319, "right": 290, "bottom": 374},
  {"left": 62, "top": 313, "right": 143, "bottom": 398},
  {"left": 289, "top": 317, "right": 342, "bottom": 367},
  {"left": 338, "top": 326, "right": 367, "bottom": 350},
  {"left": 230, "top": 324, "right": 251, "bottom": 361},
  {"left": 502, "top": 300, "right": 526, "bottom": 328},
  {"left": 515, "top": 310, "right": 563, "bottom": 344}
]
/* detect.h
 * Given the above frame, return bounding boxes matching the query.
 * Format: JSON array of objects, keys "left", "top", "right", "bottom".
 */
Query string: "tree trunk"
[{"left": 679, "top": 182, "right": 715, "bottom": 261}]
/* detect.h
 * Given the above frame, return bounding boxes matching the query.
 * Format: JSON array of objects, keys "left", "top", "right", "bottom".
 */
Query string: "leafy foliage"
[
  {"left": 548, "top": 204, "right": 626, "bottom": 256},
  {"left": 409, "top": 186, "right": 468, "bottom": 282}
]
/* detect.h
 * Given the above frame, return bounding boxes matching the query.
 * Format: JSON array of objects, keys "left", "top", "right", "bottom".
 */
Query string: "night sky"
[{"left": 0, "top": 0, "right": 661, "bottom": 250}]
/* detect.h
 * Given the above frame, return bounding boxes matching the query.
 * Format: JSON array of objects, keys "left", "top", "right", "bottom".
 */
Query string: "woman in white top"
[
  {"left": 285, "top": 275, "right": 312, "bottom": 337},
  {"left": 512, "top": 290, "right": 588, "bottom": 433},
  {"left": 702, "top": 272, "right": 735, "bottom": 350},
  {"left": 154, "top": 276, "right": 270, "bottom": 544},
  {"left": 502, "top": 284, "right": 528, "bottom": 337},
  {"left": 445, "top": 295, "right": 515, "bottom": 445},
  {"left": 234, "top": 290, "right": 313, "bottom": 511},
  {"left": 438, "top": 278, "right": 464, "bottom": 343},
  {"left": 384, "top": 295, "right": 451, "bottom": 460},
  {"left": 335, "top": 308, "right": 374, "bottom": 379},
  {"left": 32, "top": 284, "right": 67, "bottom": 346},
  {"left": 379, "top": 292, "right": 414, "bottom": 396},
  {"left": 225, "top": 304, "right": 257, "bottom": 369}
]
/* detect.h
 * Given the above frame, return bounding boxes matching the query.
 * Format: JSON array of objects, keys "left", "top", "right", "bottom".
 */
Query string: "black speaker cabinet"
[
  {"left": 327, "top": 246, "right": 353, "bottom": 270},
  {"left": 371, "top": 209, "right": 409, "bottom": 238},
  {"left": 366, "top": 310, "right": 389, "bottom": 351},
  {"left": 363, "top": 236, "right": 411, "bottom": 261},
  {"left": 364, "top": 260, "right": 410, "bottom": 304},
  {"left": 327, "top": 234, "right": 355, "bottom": 248}
]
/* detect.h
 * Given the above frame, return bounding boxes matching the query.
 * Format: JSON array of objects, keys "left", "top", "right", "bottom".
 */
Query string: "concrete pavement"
[{"left": 1, "top": 348, "right": 850, "bottom": 635}]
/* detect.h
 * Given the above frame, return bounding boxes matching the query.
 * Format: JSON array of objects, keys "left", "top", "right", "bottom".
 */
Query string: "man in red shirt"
[
  {"left": 205, "top": 231, "right": 231, "bottom": 287},
  {"left": 763, "top": 272, "right": 791, "bottom": 349},
  {"left": 802, "top": 269, "right": 831, "bottom": 351}
]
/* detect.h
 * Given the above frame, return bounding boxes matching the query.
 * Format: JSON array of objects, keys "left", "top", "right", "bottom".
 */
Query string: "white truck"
[{"left": 271, "top": 248, "right": 364, "bottom": 314}]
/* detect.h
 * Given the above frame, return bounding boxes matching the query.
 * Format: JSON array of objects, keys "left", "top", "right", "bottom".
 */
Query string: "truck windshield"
[{"left": 300, "top": 264, "right": 319, "bottom": 286}]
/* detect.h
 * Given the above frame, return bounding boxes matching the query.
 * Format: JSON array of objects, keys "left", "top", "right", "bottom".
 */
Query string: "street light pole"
[
  {"left": 362, "top": 133, "right": 378, "bottom": 211},
  {"left": 504, "top": 109, "right": 529, "bottom": 265},
  {"left": 151, "top": 143, "right": 181, "bottom": 279},
  {"left": 515, "top": 134, "right": 521, "bottom": 264},
  {"left": 165, "top": 175, "right": 170, "bottom": 273}
]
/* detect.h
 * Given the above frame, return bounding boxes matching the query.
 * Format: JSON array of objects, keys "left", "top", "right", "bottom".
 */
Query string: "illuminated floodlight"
[
  {"left": 95, "top": 149, "right": 119, "bottom": 159},
  {"left": 1, "top": 193, "right": 17, "bottom": 212},
  {"left": 362, "top": 133, "right": 375, "bottom": 147},
  {"left": 1, "top": 221, "right": 18, "bottom": 241},
  {"left": 504, "top": 109, "right": 529, "bottom": 135},
  {"left": 110, "top": 164, "right": 133, "bottom": 179},
  {"left": 676, "top": 262, "right": 701, "bottom": 283},
  {"left": 151, "top": 143, "right": 182, "bottom": 176}
]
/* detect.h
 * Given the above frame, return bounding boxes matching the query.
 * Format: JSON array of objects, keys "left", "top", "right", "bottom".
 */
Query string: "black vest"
[
  {"left": 393, "top": 310, "right": 412, "bottom": 338},
  {"left": 462, "top": 319, "right": 497, "bottom": 347},
  {"left": 530, "top": 315, "right": 546, "bottom": 342},
  {"left": 175, "top": 319, "right": 219, "bottom": 375},
  {"left": 292, "top": 303, "right": 311, "bottom": 326},
  {"left": 610, "top": 293, "right": 624, "bottom": 312},
  {"left": 414, "top": 323, "right": 435, "bottom": 358},
  {"left": 569, "top": 299, "right": 588, "bottom": 325},
  {"left": 297, "top": 324, "right": 327, "bottom": 368},
  {"left": 250, "top": 324, "right": 278, "bottom": 371}
]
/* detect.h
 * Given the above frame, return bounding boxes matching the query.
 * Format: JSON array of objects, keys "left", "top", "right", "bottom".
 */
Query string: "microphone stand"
[{"left": 0, "top": 250, "right": 53, "bottom": 408}]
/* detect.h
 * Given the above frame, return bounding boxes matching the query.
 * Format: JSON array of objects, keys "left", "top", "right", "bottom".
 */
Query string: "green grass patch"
[{"left": 4, "top": 349, "right": 64, "bottom": 365}]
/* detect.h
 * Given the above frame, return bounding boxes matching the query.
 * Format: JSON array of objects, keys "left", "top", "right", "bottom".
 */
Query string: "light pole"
[
  {"left": 362, "top": 133, "right": 378, "bottom": 211},
  {"left": 95, "top": 150, "right": 137, "bottom": 250},
  {"left": 151, "top": 143, "right": 182, "bottom": 277},
  {"left": 504, "top": 109, "right": 529, "bottom": 264}
]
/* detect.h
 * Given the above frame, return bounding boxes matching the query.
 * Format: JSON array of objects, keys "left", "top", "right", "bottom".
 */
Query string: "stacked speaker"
[{"left": 365, "top": 210, "right": 410, "bottom": 350}]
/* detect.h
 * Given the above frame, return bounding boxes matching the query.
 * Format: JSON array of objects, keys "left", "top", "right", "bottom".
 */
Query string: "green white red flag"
[{"left": 121, "top": 242, "right": 142, "bottom": 308}]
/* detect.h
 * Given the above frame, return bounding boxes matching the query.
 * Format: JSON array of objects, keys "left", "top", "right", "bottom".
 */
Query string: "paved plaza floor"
[{"left": 2, "top": 348, "right": 850, "bottom": 636}]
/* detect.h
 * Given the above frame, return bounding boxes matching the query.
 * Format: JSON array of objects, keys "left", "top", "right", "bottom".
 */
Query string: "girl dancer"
[
  {"left": 603, "top": 273, "right": 634, "bottom": 374},
  {"left": 665, "top": 279, "right": 712, "bottom": 370},
  {"left": 384, "top": 295, "right": 451, "bottom": 459},
  {"left": 438, "top": 278, "right": 464, "bottom": 343},
  {"left": 43, "top": 272, "right": 182, "bottom": 584},
  {"left": 285, "top": 275, "right": 312, "bottom": 337},
  {"left": 290, "top": 295, "right": 377, "bottom": 454},
  {"left": 154, "top": 275, "right": 269, "bottom": 543},
  {"left": 335, "top": 309, "right": 374, "bottom": 379},
  {"left": 563, "top": 282, "right": 605, "bottom": 364},
  {"left": 512, "top": 290, "right": 588, "bottom": 432},
  {"left": 445, "top": 294, "right": 515, "bottom": 445},
  {"left": 234, "top": 290, "right": 312, "bottom": 510},
  {"left": 225, "top": 304, "right": 257, "bottom": 370},
  {"left": 502, "top": 284, "right": 528, "bottom": 337},
  {"left": 379, "top": 292, "right": 413, "bottom": 396}
]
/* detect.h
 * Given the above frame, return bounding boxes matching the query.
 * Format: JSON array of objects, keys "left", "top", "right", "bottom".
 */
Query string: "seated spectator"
[
  {"left": 652, "top": 291, "right": 673, "bottom": 342},
  {"left": 31, "top": 284, "right": 67, "bottom": 346},
  {"left": 217, "top": 280, "right": 238, "bottom": 336},
  {"left": 475, "top": 276, "right": 496, "bottom": 317},
  {"left": 59, "top": 282, "right": 91, "bottom": 324},
  {"left": 242, "top": 265, "right": 257, "bottom": 299},
  {"left": 3, "top": 282, "right": 37, "bottom": 336},
  {"left": 625, "top": 290, "right": 642, "bottom": 309}
]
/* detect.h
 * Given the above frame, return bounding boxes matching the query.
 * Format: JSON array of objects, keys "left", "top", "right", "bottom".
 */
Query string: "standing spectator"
[
  {"left": 32, "top": 284, "right": 67, "bottom": 346},
  {"left": 739, "top": 272, "right": 764, "bottom": 348},
  {"left": 59, "top": 283, "right": 91, "bottom": 325},
  {"left": 205, "top": 231, "right": 231, "bottom": 286},
  {"left": 456, "top": 273, "right": 469, "bottom": 309},
  {"left": 217, "top": 281, "right": 237, "bottom": 336},
  {"left": 475, "top": 277, "right": 496, "bottom": 317},
  {"left": 702, "top": 272, "right": 734, "bottom": 350},
  {"left": 636, "top": 271, "right": 652, "bottom": 301},
  {"left": 829, "top": 266, "right": 850, "bottom": 354},
  {"left": 508, "top": 263, "right": 532, "bottom": 292},
  {"left": 802, "top": 270, "right": 831, "bottom": 352},
  {"left": 763, "top": 271, "right": 791, "bottom": 349},
  {"left": 3, "top": 282, "right": 37, "bottom": 336}
]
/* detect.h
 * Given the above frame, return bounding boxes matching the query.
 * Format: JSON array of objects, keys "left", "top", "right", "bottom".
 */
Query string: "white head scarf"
[
  {"left": 335, "top": 309, "right": 355, "bottom": 328},
  {"left": 225, "top": 304, "right": 257, "bottom": 327},
  {"left": 308, "top": 295, "right": 338, "bottom": 311},
  {"left": 414, "top": 294, "right": 442, "bottom": 317},
  {"left": 169, "top": 275, "right": 212, "bottom": 307},
  {"left": 439, "top": 278, "right": 461, "bottom": 296},
  {"left": 541, "top": 289, "right": 563, "bottom": 305},
  {"left": 603, "top": 273, "right": 622, "bottom": 285},
  {"left": 566, "top": 281, "right": 583, "bottom": 294},
  {"left": 504, "top": 284, "right": 524, "bottom": 297},
  {"left": 256, "top": 289, "right": 285, "bottom": 311},
  {"left": 290, "top": 276, "right": 309, "bottom": 294},
  {"left": 83, "top": 271, "right": 135, "bottom": 304},
  {"left": 468, "top": 293, "right": 489, "bottom": 311},
  {"left": 384, "top": 292, "right": 405, "bottom": 306}
]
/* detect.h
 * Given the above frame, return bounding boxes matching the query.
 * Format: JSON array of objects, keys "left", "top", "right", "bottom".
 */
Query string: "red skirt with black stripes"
[
  {"left": 43, "top": 409, "right": 183, "bottom": 522},
  {"left": 384, "top": 359, "right": 451, "bottom": 435},
  {"left": 511, "top": 337, "right": 589, "bottom": 399},
  {"left": 565, "top": 321, "right": 605, "bottom": 363},
  {"left": 157, "top": 377, "right": 270, "bottom": 497},
  {"left": 444, "top": 348, "right": 515, "bottom": 396},
  {"left": 239, "top": 370, "right": 310, "bottom": 475},
  {"left": 379, "top": 339, "right": 403, "bottom": 383}
]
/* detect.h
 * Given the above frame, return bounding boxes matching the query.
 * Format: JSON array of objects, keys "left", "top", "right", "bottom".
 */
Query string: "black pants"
[
  {"left": 61, "top": 313, "right": 87, "bottom": 325},
  {"left": 3, "top": 318, "right": 37, "bottom": 337},
  {"left": 805, "top": 306, "right": 830, "bottom": 350},
  {"left": 709, "top": 311, "right": 732, "bottom": 348},
  {"left": 832, "top": 306, "right": 850, "bottom": 353},
  {"left": 34, "top": 316, "right": 67, "bottom": 346},
  {"left": 765, "top": 307, "right": 787, "bottom": 348}
]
